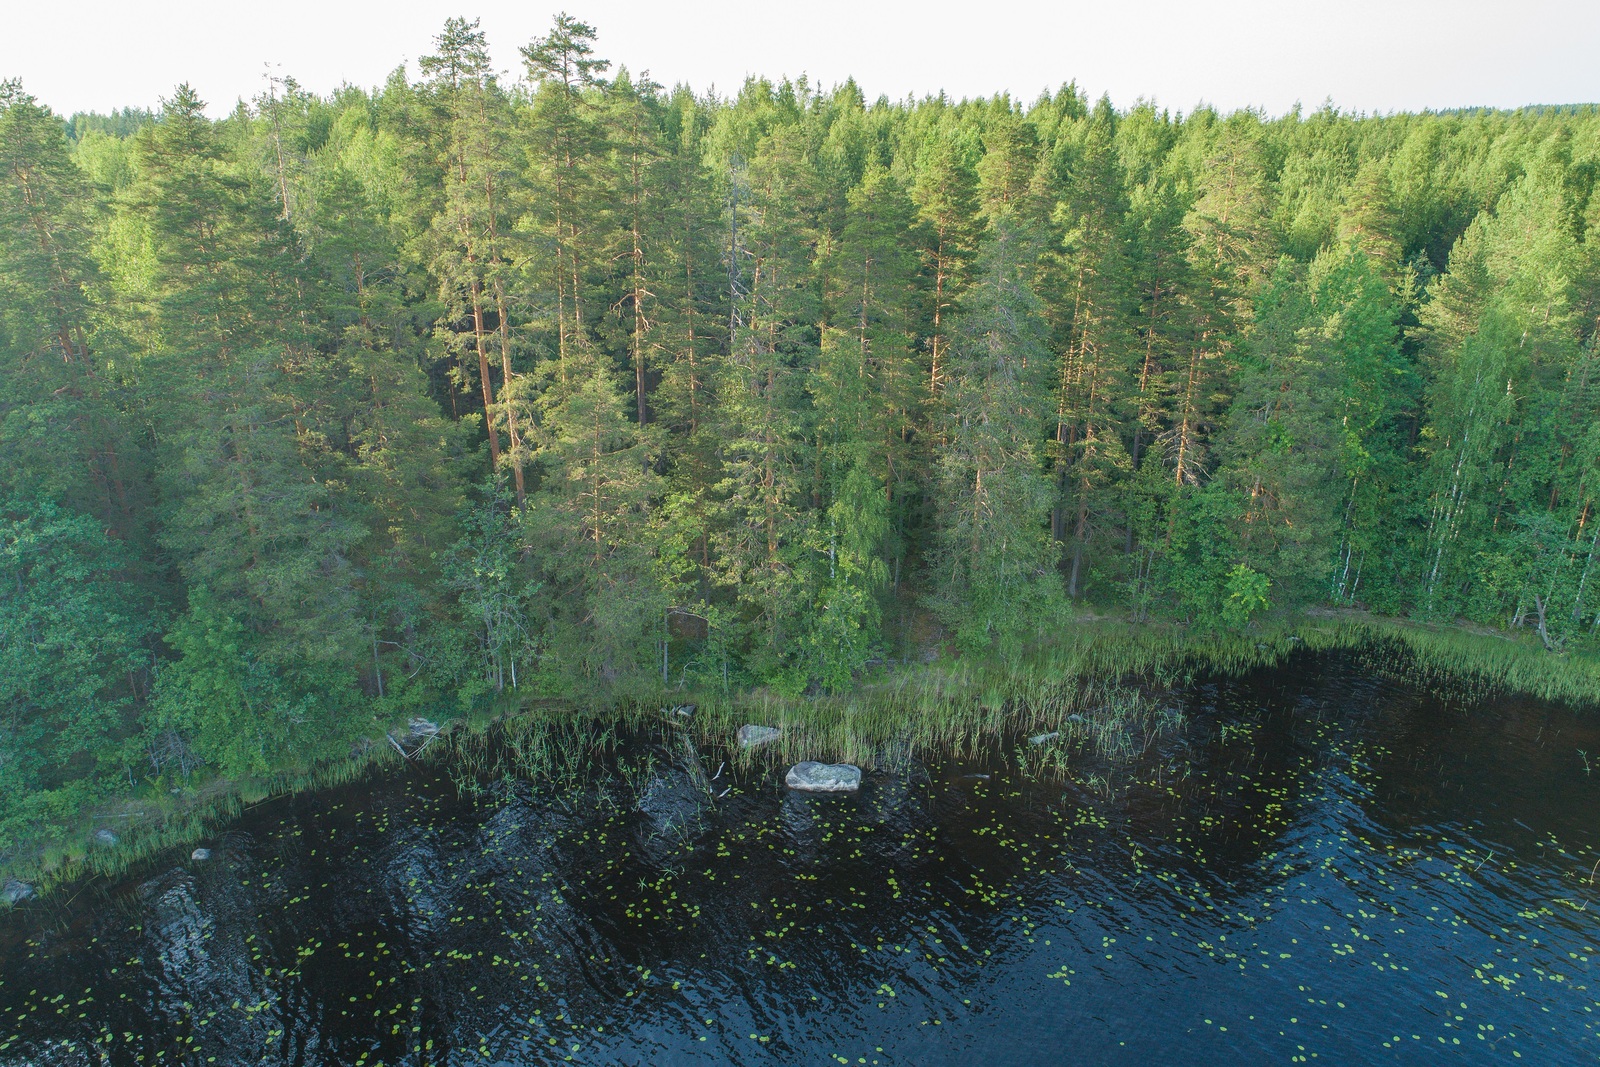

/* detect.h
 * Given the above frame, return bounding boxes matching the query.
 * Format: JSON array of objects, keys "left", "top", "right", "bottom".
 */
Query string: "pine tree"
[
  {"left": 418, "top": 18, "right": 526, "bottom": 502},
  {"left": 711, "top": 124, "right": 820, "bottom": 675},
  {"left": 128, "top": 85, "right": 363, "bottom": 680},
  {"left": 1045, "top": 103, "right": 1137, "bottom": 598},
  {"left": 599, "top": 68, "right": 667, "bottom": 427},
  {"left": 0, "top": 82, "right": 135, "bottom": 530},
  {"left": 910, "top": 119, "right": 979, "bottom": 403},
  {"left": 1164, "top": 110, "right": 1271, "bottom": 491},
  {"left": 302, "top": 159, "right": 469, "bottom": 699},
  {"left": 520, "top": 13, "right": 611, "bottom": 381}
]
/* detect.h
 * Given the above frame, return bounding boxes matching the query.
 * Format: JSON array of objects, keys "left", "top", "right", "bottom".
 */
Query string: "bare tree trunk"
[
  {"left": 1532, "top": 593, "right": 1563, "bottom": 653},
  {"left": 493, "top": 279, "right": 525, "bottom": 508},
  {"left": 470, "top": 281, "right": 502, "bottom": 471},
  {"left": 480, "top": 153, "right": 526, "bottom": 507}
]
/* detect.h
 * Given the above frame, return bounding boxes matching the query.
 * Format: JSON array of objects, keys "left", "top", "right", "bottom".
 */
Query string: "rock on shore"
[
  {"left": 785, "top": 761, "right": 861, "bottom": 793},
  {"left": 737, "top": 725, "right": 781, "bottom": 748}
]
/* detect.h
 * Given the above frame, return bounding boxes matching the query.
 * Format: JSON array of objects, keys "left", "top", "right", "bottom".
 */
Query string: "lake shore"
[{"left": 3, "top": 609, "right": 1594, "bottom": 897}]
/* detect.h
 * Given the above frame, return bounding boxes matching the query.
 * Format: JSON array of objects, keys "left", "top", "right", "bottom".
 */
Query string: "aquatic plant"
[{"left": 3, "top": 613, "right": 1593, "bottom": 895}]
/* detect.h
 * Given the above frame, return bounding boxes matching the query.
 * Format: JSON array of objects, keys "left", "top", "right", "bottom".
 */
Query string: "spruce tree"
[{"left": 931, "top": 218, "right": 1063, "bottom": 651}]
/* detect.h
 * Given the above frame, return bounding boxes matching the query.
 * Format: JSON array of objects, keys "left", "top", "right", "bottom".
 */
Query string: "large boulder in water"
[
  {"left": 2, "top": 878, "right": 34, "bottom": 905},
  {"left": 786, "top": 761, "right": 861, "bottom": 793}
]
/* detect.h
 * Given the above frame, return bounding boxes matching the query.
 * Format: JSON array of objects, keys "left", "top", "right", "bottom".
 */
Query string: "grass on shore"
[{"left": 2, "top": 610, "right": 1594, "bottom": 898}]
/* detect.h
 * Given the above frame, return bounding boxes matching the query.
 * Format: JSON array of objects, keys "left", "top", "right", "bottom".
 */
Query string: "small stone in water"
[
  {"left": 786, "top": 761, "right": 861, "bottom": 793},
  {"left": 94, "top": 828, "right": 119, "bottom": 847},
  {"left": 1028, "top": 731, "right": 1060, "bottom": 746},
  {"left": 191, "top": 848, "right": 212, "bottom": 862},
  {"left": 737, "top": 725, "right": 781, "bottom": 748}
]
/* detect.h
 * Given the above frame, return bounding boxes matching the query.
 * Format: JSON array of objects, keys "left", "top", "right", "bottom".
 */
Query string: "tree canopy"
[{"left": 3, "top": 24, "right": 1599, "bottom": 846}]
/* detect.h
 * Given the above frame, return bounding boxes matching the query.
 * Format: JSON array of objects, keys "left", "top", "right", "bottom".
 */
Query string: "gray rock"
[
  {"left": 786, "top": 761, "right": 861, "bottom": 793},
  {"left": 190, "top": 848, "right": 212, "bottom": 862},
  {"left": 662, "top": 703, "right": 696, "bottom": 719},
  {"left": 737, "top": 724, "right": 781, "bottom": 748},
  {"left": 387, "top": 718, "right": 442, "bottom": 758},
  {"left": 94, "top": 827, "right": 119, "bottom": 847},
  {"left": 2, "top": 878, "right": 34, "bottom": 905},
  {"left": 1028, "top": 731, "right": 1060, "bottom": 746}
]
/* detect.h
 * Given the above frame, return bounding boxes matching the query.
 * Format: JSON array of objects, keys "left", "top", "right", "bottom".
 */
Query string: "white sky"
[{"left": 4, "top": 0, "right": 1597, "bottom": 119}]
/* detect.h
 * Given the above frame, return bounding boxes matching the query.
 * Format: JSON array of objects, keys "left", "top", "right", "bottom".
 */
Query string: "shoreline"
[{"left": 3, "top": 610, "right": 1594, "bottom": 900}]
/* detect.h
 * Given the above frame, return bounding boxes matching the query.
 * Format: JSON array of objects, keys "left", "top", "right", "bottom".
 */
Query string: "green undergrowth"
[{"left": 3, "top": 611, "right": 1594, "bottom": 898}]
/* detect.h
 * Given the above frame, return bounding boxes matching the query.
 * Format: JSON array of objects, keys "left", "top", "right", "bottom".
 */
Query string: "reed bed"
[{"left": 4, "top": 611, "right": 1593, "bottom": 896}]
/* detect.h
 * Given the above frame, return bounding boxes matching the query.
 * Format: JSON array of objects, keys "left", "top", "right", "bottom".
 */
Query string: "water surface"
[{"left": 2, "top": 654, "right": 1596, "bottom": 1064}]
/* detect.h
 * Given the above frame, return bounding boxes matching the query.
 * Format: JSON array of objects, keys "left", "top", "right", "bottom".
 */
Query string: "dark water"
[{"left": 2, "top": 654, "right": 1597, "bottom": 1065}]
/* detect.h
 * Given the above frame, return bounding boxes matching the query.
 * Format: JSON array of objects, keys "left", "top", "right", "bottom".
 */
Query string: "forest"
[{"left": 2, "top": 16, "right": 1599, "bottom": 849}]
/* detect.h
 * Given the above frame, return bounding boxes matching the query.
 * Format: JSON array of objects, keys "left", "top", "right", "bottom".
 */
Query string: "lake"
[{"left": 1, "top": 652, "right": 1596, "bottom": 1064}]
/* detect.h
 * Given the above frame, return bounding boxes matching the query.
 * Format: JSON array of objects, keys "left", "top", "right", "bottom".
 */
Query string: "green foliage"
[
  {"left": 791, "top": 463, "right": 891, "bottom": 693},
  {"left": 1222, "top": 563, "right": 1272, "bottom": 627},
  {"left": 0, "top": 498, "right": 149, "bottom": 844},
  {"left": 2, "top": 23, "right": 1598, "bottom": 859},
  {"left": 931, "top": 219, "right": 1068, "bottom": 652}
]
